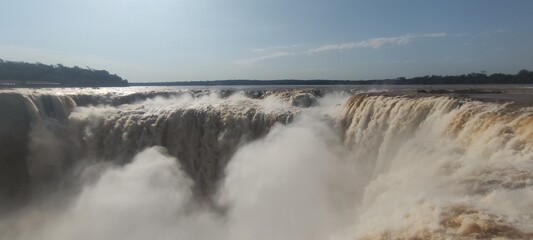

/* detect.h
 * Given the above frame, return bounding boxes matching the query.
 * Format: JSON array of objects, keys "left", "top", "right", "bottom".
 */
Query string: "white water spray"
[{"left": 0, "top": 88, "right": 531, "bottom": 239}]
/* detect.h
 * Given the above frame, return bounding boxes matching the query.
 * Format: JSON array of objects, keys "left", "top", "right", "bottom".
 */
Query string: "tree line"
[
  {"left": 132, "top": 70, "right": 533, "bottom": 86},
  {"left": 373, "top": 70, "right": 533, "bottom": 85},
  {"left": 0, "top": 59, "right": 128, "bottom": 87},
  {"left": 1, "top": 59, "right": 532, "bottom": 87}
]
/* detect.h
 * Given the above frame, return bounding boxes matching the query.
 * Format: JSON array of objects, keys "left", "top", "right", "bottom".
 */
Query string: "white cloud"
[
  {"left": 251, "top": 44, "right": 300, "bottom": 53},
  {"left": 306, "top": 33, "right": 447, "bottom": 54},
  {"left": 307, "top": 36, "right": 410, "bottom": 53},
  {"left": 232, "top": 51, "right": 294, "bottom": 65},
  {"left": 231, "top": 33, "right": 447, "bottom": 65},
  {"left": 422, "top": 32, "right": 447, "bottom": 38}
]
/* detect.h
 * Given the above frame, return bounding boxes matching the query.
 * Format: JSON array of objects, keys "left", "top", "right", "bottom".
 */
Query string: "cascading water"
[
  {"left": 341, "top": 94, "right": 533, "bottom": 239},
  {"left": 0, "top": 87, "right": 531, "bottom": 239}
]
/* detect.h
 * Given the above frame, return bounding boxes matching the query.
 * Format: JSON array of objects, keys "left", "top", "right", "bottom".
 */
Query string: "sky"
[{"left": 1, "top": 0, "right": 533, "bottom": 82}]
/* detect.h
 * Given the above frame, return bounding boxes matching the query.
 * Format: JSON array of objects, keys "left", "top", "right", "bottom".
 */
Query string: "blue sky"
[{"left": 1, "top": 0, "right": 532, "bottom": 82}]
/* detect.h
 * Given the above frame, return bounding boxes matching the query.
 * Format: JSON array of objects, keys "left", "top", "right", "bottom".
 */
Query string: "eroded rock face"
[{"left": 0, "top": 93, "right": 31, "bottom": 206}]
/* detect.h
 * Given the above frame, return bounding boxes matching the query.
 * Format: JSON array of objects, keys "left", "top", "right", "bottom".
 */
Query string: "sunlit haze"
[{"left": 1, "top": 0, "right": 532, "bottom": 82}]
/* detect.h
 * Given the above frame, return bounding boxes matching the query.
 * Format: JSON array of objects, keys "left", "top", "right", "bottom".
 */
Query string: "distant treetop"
[
  {"left": 0, "top": 59, "right": 128, "bottom": 87},
  {"left": 130, "top": 70, "right": 533, "bottom": 86}
]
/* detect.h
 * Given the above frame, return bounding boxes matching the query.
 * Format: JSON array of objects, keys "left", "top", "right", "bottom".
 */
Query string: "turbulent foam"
[
  {"left": 68, "top": 95, "right": 295, "bottom": 196},
  {"left": 0, "top": 90, "right": 302, "bottom": 199},
  {"left": 0, "top": 88, "right": 532, "bottom": 239},
  {"left": 341, "top": 94, "right": 533, "bottom": 239}
]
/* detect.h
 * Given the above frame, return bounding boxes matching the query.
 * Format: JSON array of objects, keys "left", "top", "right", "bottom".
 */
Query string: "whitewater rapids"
[{"left": 0, "top": 86, "right": 532, "bottom": 239}]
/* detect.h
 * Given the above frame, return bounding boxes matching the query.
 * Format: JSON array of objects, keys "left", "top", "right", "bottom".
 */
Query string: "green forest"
[
  {"left": 0, "top": 60, "right": 128, "bottom": 87},
  {"left": 1, "top": 59, "right": 532, "bottom": 88},
  {"left": 132, "top": 69, "right": 533, "bottom": 86}
]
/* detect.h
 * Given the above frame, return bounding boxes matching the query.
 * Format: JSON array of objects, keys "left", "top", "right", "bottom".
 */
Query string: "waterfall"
[{"left": 0, "top": 88, "right": 531, "bottom": 239}]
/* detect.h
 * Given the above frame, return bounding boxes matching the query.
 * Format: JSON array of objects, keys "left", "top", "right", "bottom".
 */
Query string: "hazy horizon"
[{"left": 2, "top": 0, "right": 533, "bottom": 82}]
